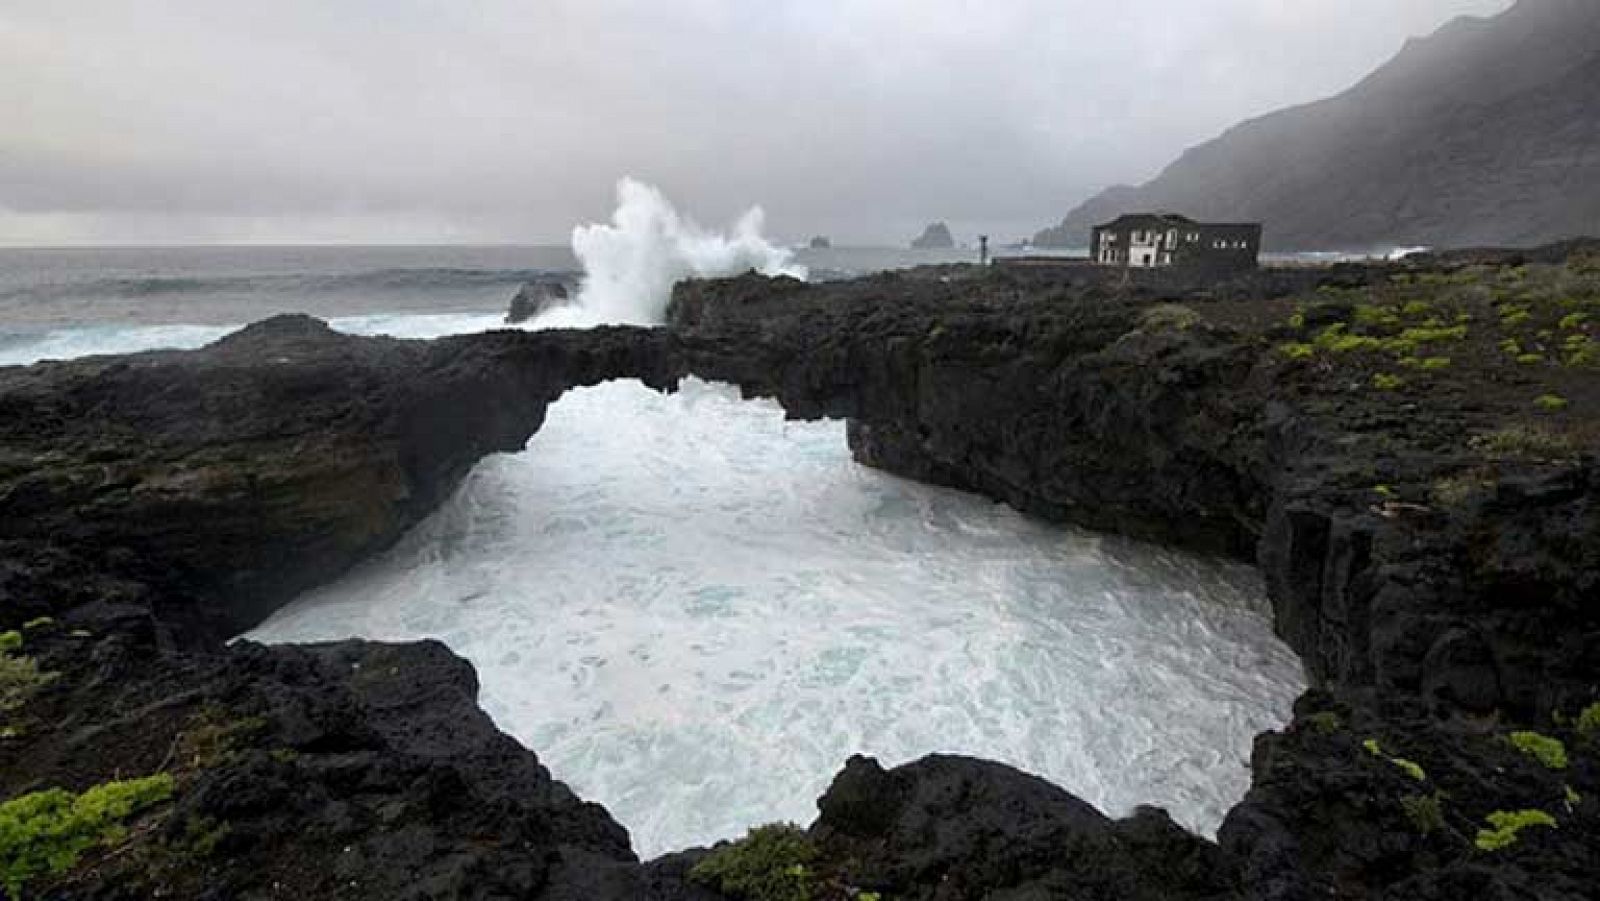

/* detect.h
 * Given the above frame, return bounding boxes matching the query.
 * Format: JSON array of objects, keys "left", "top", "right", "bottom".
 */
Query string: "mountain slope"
[{"left": 1036, "top": 0, "right": 1600, "bottom": 251}]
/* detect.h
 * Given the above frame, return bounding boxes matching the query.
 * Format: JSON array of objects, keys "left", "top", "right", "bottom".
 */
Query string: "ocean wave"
[{"left": 0, "top": 267, "right": 574, "bottom": 303}]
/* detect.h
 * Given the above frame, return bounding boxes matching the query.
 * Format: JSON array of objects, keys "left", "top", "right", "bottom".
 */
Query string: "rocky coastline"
[{"left": 1, "top": 245, "right": 1597, "bottom": 898}]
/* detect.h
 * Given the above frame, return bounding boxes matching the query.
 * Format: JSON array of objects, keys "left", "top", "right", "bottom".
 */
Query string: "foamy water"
[{"left": 249, "top": 379, "right": 1305, "bottom": 858}]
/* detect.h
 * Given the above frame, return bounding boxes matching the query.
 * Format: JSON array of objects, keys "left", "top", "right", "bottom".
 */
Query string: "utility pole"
[{"left": 979, "top": 235, "right": 989, "bottom": 267}]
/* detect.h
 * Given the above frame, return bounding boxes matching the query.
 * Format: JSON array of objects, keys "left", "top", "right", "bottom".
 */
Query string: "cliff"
[
  {"left": 1035, "top": 0, "right": 1600, "bottom": 251},
  {"left": 2, "top": 245, "right": 1598, "bottom": 897}
]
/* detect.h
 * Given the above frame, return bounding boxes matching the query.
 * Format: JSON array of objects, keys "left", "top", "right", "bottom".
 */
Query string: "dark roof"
[
  {"left": 1094, "top": 213, "right": 1261, "bottom": 232},
  {"left": 1094, "top": 213, "right": 1194, "bottom": 230}
]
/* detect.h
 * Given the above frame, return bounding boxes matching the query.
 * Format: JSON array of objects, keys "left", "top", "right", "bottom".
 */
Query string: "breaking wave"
[{"left": 549, "top": 179, "right": 805, "bottom": 327}]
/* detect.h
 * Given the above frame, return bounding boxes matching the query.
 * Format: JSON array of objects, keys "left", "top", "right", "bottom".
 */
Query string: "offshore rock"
[{"left": 506, "top": 276, "right": 577, "bottom": 324}]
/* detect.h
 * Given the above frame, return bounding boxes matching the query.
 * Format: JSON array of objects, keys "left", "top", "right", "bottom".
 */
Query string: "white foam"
[
  {"left": 553, "top": 179, "right": 805, "bottom": 327},
  {"left": 0, "top": 323, "right": 237, "bottom": 366},
  {"left": 249, "top": 379, "right": 1305, "bottom": 858}
]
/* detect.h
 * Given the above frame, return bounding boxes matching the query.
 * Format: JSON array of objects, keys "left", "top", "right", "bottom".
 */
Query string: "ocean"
[{"left": 0, "top": 244, "right": 1005, "bottom": 365}]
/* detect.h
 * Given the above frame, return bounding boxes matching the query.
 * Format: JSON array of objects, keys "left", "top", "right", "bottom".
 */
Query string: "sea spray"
[{"left": 558, "top": 179, "right": 805, "bottom": 326}]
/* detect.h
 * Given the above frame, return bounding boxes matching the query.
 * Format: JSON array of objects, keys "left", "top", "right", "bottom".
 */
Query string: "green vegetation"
[
  {"left": 1278, "top": 342, "right": 1314, "bottom": 360},
  {"left": 1138, "top": 304, "right": 1203, "bottom": 332},
  {"left": 1363, "top": 738, "right": 1426, "bottom": 781},
  {"left": 1563, "top": 786, "right": 1582, "bottom": 813},
  {"left": 1372, "top": 373, "right": 1404, "bottom": 391},
  {"left": 1578, "top": 702, "right": 1600, "bottom": 740},
  {"left": 690, "top": 823, "right": 818, "bottom": 901},
  {"left": 1430, "top": 472, "right": 1490, "bottom": 508},
  {"left": 1469, "top": 426, "right": 1575, "bottom": 461},
  {"left": 1473, "top": 809, "right": 1556, "bottom": 852},
  {"left": 1534, "top": 394, "right": 1569, "bottom": 412},
  {"left": 1400, "top": 792, "right": 1446, "bottom": 836},
  {"left": 1507, "top": 731, "right": 1568, "bottom": 770},
  {"left": 0, "top": 631, "right": 54, "bottom": 715},
  {"left": 19, "top": 620, "right": 52, "bottom": 632},
  {"left": 176, "top": 706, "right": 267, "bottom": 771},
  {"left": 0, "top": 774, "right": 174, "bottom": 898}
]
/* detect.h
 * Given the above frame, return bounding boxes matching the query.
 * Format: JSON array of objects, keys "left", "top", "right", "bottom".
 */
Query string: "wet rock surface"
[{"left": 1, "top": 246, "right": 1598, "bottom": 897}]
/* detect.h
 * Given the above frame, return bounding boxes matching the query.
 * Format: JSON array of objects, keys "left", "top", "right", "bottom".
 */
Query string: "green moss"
[
  {"left": 1578, "top": 702, "right": 1600, "bottom": 739},
  {"left": 1372, "top": 373, "right": 1404, "bottom": 391},
  {"left": 1278, "top": 342, "right": 1315, "bottom": 360},
  {"left": 1474, "top": 809, "right": 1556, "bottom": 852},
  {"left": 0, "top": 654, "right": 56, "bottom": 715},
  {"left": 176, "top": 706, "right": 267, "bottom": 771},
  {"left": 19, "top": 619, "right": 52, "bottom": 632},
  {"left": 1355, "top": 305, "right": 1401, "bottom": 328},
  {"left": 1402, "top": 300, "right": 1434, "bottom": 317},
  {"left": 1401, "top": 792, "right": 1446, "bottom": 836},
  {"left": 1363, "top": 737, "right": 1426, "bottom": 781},
  {"left": 1311, "top": 323, "right": 1383, "bottom": 355},
  {"left": 690, "top": 823, "right": 817, "bottom": 901},
  {"left": 0, "top": 634, "right": 19, "bottom": 655},
  {"left": 1390, "top": 757, "right": 1427, "bottom": 782},
  {"left": 0, "top": 774, "right": 175, "bottom": 898},
  {"left": 1507, "top": 731, "right": 1568, "bottom": 770},
  {"left": 1470, "top": 426, "right": 1575, "bottom": 460},
  {"left": 1533, "top": 394, "right": 1569, "bottom": 412},
  {"left": 1418, "top": 356, "right": 1452, "bottom": 371},
  {"left": 1516, "top": 353, "right": 1545, "bottom": 365}
]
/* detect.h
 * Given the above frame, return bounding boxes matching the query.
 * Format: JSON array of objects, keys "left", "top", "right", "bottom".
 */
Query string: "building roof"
[{"left": 1094, "top": 213, "right": 1262, "bottom": 231}]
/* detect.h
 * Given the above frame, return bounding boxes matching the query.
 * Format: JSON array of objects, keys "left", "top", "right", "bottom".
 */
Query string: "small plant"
[
  {"left": 1431, "top": 473, "right": 1487, "bottom": 508},
  {"left": 1401, "top": 792, "right": 1446, "bottom": 836},
  {"left": 0, "top": 633, "right": 19, "bottom": 654},
  {"left": 1363, "top": 738, "right": 1425, "bottom": 781},
  {"left": 175, "top": 706, "right": 267, "bottom": 771},
  {"left": 19, "top": 619, "right": 52, "bottom": 632},
  {"left": 1507, "top": 731, "right": 1568, "bottom": 770},
  {"left": 1373, "top": 373, "right": 1404, "bottom": 391},
  {"left": 0, "top": 774, "right": 175, "bottom": 898},
  {"left": 1418, "top": 356, "right": 1452, "bottom": 371},
  {"left": 690, "top": 823, "right": 818, "bottom": 901},
  {"left": 1578, "top": 702, "right": 1600, "bottom": 740},
  {"left": 1516, "top": 353, "right": 1545, "bottom": 365},
  {"left": 1287, "top": 312, "right": 1306, "bottom": 329},
  {"left": 1563, "top": 785, "right": 1582, "bottom": 813},
  {"left": 1534, "top": 394, "right": 1569, "bottom": 412},
  {"left": 1278, "top": 342, "right": 1315, "bottom": 360},
  {"left": 1470, "top": 426, "right": 1575, "bottom": 460},
  {"left": 1474, "top": 809, "right": 1556, "bottom": 852},
  {"left": 1558, "top": 312, "right": 1587, "bottom": 330}
]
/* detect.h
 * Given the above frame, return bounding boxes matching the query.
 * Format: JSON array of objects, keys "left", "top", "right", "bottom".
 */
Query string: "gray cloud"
[{"left": 0, "top": 0, "right": 1512, "bottom": 245}]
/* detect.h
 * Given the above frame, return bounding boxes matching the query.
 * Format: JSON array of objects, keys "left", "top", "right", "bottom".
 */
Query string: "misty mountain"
[{"left": 1035, "top": 0, "right": 1600, "bottom": 252}]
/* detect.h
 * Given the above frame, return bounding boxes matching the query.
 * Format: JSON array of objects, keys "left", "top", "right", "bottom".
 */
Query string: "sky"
[{"left": 0, "top": 0, "right": 1514, "bottom": 247}]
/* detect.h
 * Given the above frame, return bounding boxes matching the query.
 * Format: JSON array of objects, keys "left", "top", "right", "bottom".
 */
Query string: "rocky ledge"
[{"left": 1, "top": 246, "right": 1598, "bottom": 898}]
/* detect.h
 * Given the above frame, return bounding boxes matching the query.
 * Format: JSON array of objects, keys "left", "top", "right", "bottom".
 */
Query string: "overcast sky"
[{"left": 0, "top": 0, "right": 1513, "bottom": 246}]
